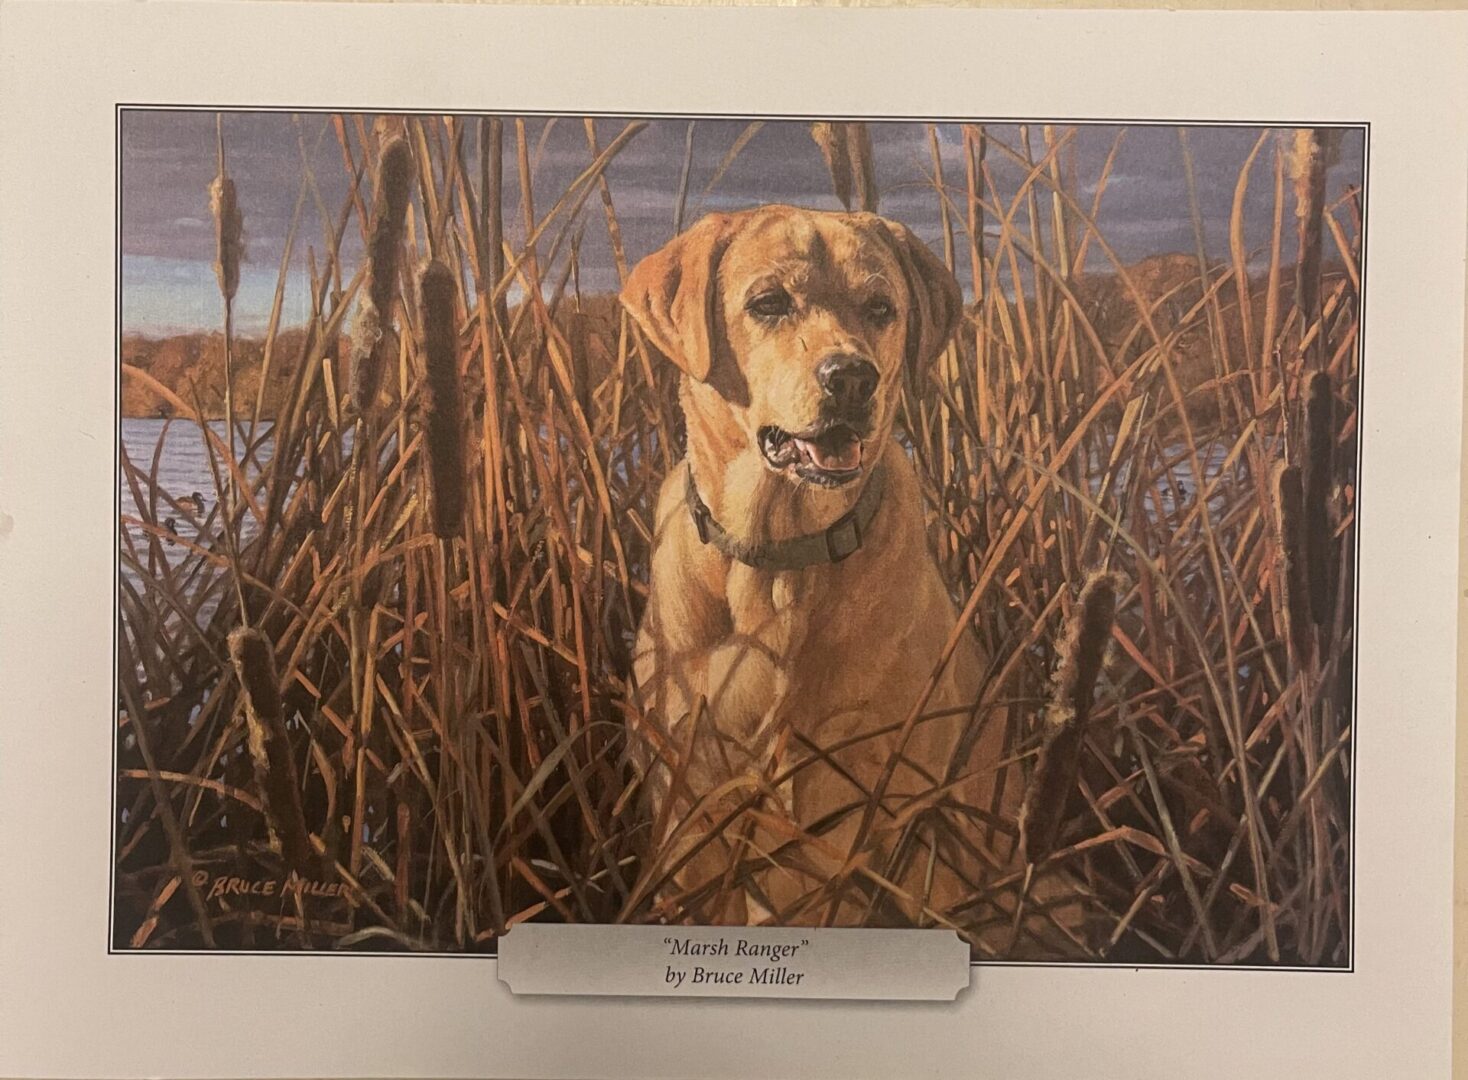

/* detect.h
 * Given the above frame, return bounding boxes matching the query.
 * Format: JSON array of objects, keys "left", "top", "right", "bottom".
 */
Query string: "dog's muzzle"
[{"left": 758, "top": 421, "right": 868, "bottom": 486}]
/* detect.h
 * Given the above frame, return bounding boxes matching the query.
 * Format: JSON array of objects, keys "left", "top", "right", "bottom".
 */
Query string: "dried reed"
[{"left": 226, "top": 628, "right": 314, "bottom": 872}]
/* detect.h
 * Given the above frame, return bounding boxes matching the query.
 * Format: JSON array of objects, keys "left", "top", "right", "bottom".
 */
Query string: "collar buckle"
[{"left": 824, "top": 510, "right": 863, "bottom": 563}]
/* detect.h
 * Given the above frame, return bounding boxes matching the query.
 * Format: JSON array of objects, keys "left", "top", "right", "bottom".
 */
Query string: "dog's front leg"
[
  {"left": 705, "top": 566, "right": 811, "bottom": 760},
  {"left": 701, "top": 567, "right": 818, "bottom": 922}
]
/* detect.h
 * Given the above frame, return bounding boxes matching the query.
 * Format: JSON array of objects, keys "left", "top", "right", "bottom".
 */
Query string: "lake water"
[
  {"left": 118, "top": 418, "right": 284, "bottom": 608},
  {"left": 119, "top": 416, "right": 1233, "bottom": 626}
]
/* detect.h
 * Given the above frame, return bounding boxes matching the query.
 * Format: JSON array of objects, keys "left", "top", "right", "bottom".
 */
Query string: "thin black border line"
[
  {"left": 1347, "top": 111, "right": 1368, "bottom": 976},
  {"left": 117, "top": 104, "right": 1371, "bottom": 129},
  {"left": 110, "top": 104, "right": 1367, "bottom": 973},
  {"left": 109, "top": 103, "right": 123, "bottom": 957}
]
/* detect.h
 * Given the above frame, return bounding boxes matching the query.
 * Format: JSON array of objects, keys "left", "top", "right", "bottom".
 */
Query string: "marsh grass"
[{"left": 116, "top": 117, "right": 1358, "bottom": 964}]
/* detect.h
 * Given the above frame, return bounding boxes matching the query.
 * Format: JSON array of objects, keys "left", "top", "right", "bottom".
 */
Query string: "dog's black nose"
[{"left": 816, "top": 354, "right": 879, "bottom": 410}]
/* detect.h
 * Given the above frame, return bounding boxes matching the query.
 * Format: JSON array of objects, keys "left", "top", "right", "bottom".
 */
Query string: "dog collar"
[{"left": 685, "top": 464, "right": 886, "bottom": 571}]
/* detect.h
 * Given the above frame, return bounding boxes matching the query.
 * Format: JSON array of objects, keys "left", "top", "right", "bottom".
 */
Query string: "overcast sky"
[{"left": 120, "top": 111, "right": 1365, "bottom": 336}]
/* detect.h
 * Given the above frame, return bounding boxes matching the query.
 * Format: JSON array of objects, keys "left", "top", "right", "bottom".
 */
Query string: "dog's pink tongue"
[{"left": 795, "top": 433, "right": 862, "bottom": 472}]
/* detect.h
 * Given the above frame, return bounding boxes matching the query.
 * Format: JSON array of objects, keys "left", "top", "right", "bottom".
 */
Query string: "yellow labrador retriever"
[{"left": 621, "top": 205, "right": 1017, "bottom": 935}]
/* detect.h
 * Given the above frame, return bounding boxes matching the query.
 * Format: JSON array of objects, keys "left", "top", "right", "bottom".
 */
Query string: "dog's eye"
[
  {"left": 864, "top": 296, "right": 896, "bottom": 325},
  {"left": 746, "top": 289, "right": 793, "bottom": 321}
]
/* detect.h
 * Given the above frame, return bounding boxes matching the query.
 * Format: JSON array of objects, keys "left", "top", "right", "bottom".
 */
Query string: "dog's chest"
[{"left": 717, "top": 563, "right": 890, "bottom": 708}]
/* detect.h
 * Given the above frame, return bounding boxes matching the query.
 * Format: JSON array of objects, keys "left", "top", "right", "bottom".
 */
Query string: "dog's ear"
[
  {"left": 620, "top": 213, "right": 740, "bottom": 382},
  {"left": 878, "top": 219, "right": 963, "bottom": 371}
]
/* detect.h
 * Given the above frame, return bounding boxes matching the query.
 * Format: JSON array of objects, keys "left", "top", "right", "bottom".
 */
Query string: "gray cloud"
[{"left": 120, "top": 111, "right": 1365, "bottom": 333}]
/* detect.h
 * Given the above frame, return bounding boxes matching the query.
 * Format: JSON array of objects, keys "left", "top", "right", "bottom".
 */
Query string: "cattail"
[
  {"left": 227, "top": 628, "right": 314, "bottom": 871},
  {"left": 811, "top": 123, "right": 854, "bottom": 211},
  {"left": 209, "top": 116, "right": 244, "bottom": 306},
  {"left": 209, "top": 116, "right": 245, "bottom": 575},
  {"left": 373, "top": 114, "right": 409, "bottom": 144},
  {"left": 1019, "top": 571, "right": 1121, "bottom": 865},
  {"left": 1285, "top": 128, "right": 1338, "bottom": 366},
  {"left": 1272, "top": 462, "right": 1312, "bottom": 665},
  {"left": 1303, "top": 370, "right": 1337, "bottom": 626},
  {"left": 419, "top": 260, "right": 465, "bottom": 538},
  {"left": 350, "top": 137, "right": 414, "bottom": 415},
  {"left": 810, "top": 122, "right": 878, "bottom": 213},
  {"left": 367, "top": 138, "right": 413, "bottom": 314},
  {"left": 347, "top": 300, "right": 399, "bottom": 415},
  {"left": 209, "top": 173, "right": 243, "bottom": 304}
]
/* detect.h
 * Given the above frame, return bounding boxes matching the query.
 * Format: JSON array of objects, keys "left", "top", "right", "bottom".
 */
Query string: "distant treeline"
[{"left": 121, "top": 255, "right": 1340, "bottom": 421}]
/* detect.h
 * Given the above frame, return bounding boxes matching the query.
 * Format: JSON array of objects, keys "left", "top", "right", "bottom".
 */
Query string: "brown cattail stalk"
[
  {"left": 1019, "top": 571, "right": 1121, "bottom": 865},
  {"left": 673, "top": 119, "right": 697, "bottom": 235},
  {"left": 208, "top": 130, "right": 240, "bottom": 493},
  {"left": 482, "top": 116, "right": 511, "bottom": 334},
  {"left": 963, "top": 124, "right": 987, "bottom": 304},
  {"left": 349, "top": 136, "right": 414, "bottom": 415},
  {"left": 1286, "top": 128, "right": 1339, "bottom": 368},
  {"left": 845, "top": 122, "right": 878, "bottom": 213},
  {"left": 420, "top": 260, "right": 465, "bottom": 538},
  {"left": 1272, "top": 462, "right": 1312, "bottom": 665},
  {"left": 1302, "top": 370, "right": 1337, "bottom": 626},
  {"left": 209, "top": 116, "right": 249, "bottom": 620},
  {"left": 227, "top": 628, "right": 314, "bottom": 871}
]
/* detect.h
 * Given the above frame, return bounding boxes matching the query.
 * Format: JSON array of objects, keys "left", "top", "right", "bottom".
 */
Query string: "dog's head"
[{"left": 621, "top": 205, "right": 961, "bottom": 489}]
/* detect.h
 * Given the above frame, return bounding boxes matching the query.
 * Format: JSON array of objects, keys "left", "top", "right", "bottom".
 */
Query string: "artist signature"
[{"left": 191, "top": 870, "right": 351, "bottom": 904}]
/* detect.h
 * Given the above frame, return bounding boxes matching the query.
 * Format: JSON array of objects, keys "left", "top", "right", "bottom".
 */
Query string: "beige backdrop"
[{"left": 1, "top": 2, "right": 1466, "bottom": 1078}]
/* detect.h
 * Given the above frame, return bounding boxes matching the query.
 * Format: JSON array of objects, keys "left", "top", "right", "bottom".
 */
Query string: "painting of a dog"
[
  {"left": 622, "top": 206, "right": 1006, "bottom": 927},
  {"left": 114, "top": 113, "right": 1360, "bottom": 965}
]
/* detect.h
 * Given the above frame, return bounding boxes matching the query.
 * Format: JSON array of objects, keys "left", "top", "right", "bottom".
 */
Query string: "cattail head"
[
  {"left": 350, "top": 138, "right": 414, "bottom": 415},
  {"left": 209, "top": 173, "right": 243, "bottom": 304},
  {"left": 1284, "top": 128, "right": 1339, "bottom": 220},
  {"left": 373, "top": 114, "right": 409, "bottom": 144},
  {"left": 1302, "top": 370, "right": 1337, "bottom": 626},
  {"left": 809, "top": 122, "right": 878, "bottom": 214},
  {"left": 810, "top": 122, "right": 854, "bottom": 211},
  {"left": 1019, "top": 570, "right": 1122, "bottom": 866},
  {"left": 228, "top": 626, "right": 282, "bottom": 723},
  {"left": 348, "top": 300, "right": 400, "bottom": 417},
  {"left": 1271, "top": 461, "right": 1312, "bottom": 666},
  {"left": 367, "top": 138, "right": 414, "bottom": 316},
  {"left": 1286, "top": 128, "right": 1331, "bottom": 357},
  {"left": 1285, "top": 129, "right": 1323, "bottom": 222},
  {"left": 1046, "top": 571, "right": 1121, "bottom": 732},
  {"left": 227, "top": 627, "right": 314, "bottom": 871},
  {"left": 419, "top": 260, "right": 465, "bottom": 538}
]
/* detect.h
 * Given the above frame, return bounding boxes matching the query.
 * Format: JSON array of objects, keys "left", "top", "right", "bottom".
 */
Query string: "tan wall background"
[{"left": 192, "top": 2, "right": 1468, "bottom": 1075}]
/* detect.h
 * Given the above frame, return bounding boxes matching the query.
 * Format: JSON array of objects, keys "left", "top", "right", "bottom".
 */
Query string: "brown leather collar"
[{"left": 685, "top": 465, "right": 886, "bottom": 571}]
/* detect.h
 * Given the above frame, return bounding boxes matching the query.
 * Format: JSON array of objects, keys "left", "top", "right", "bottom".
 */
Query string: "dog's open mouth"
[{"left": 758, "top": 422, "right": 865, "bottom": 486}]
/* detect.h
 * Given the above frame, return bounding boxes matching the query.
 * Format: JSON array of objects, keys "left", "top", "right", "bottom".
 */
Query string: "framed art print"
[{"left": 1, "top": 3, "right": 1465, "bottom": 1077}]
